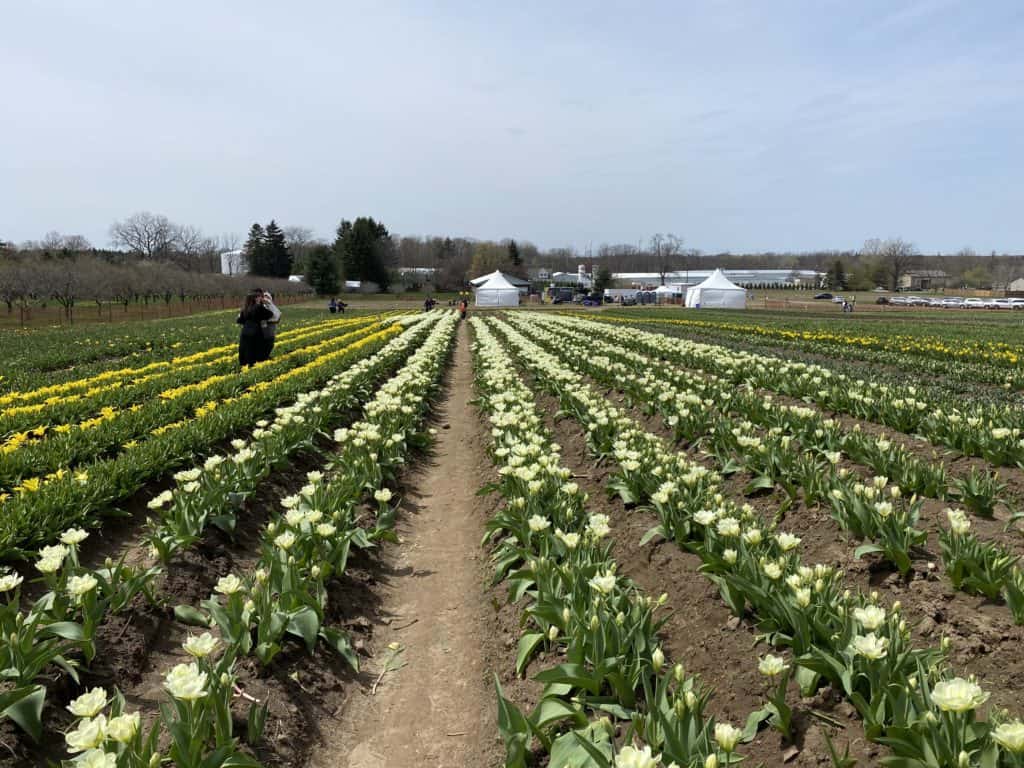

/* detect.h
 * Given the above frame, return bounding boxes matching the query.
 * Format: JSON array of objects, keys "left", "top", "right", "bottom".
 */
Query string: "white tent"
[
  {"left": 474, "top": 272, "right": 520, "bottom": 307},
  {"left": 685, "top": 269, "right": 746, "bottom": 309},
  {"left": 470, "top": 270, "right": 530, "bottom": 290}
]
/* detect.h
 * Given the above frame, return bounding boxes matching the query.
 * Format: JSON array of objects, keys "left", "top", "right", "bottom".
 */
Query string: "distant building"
[
  {"left": 611, "top": 269, "right": 822, "bottom": 288},
  {"left": 220, "top": 250, "right": 248, "bottom": 275},
  {"left": 898, "top": 269, "right": 948, "bottom": 291},
  {"left": 1008, "top": 277, "right": 1024, "bottom": 296},
  {"left": 552, "top": 265, "right": 593, "bottom": 288}
]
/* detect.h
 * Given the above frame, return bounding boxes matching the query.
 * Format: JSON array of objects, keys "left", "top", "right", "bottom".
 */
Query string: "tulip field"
[{"left": 1, "top": 306, "right": 1023, "bottom": 767}]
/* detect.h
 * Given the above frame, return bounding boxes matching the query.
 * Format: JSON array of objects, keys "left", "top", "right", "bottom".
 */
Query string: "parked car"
[
  {"left": 991, "top": 299, "right": 1013, "bottom": 310},
  {"left": 620, "top": 296, "right": 638, "bottom": 306},
  {"left": 813, "top": 292, "right": 833, "bottom": 300},
  {"left": 962, "top": 298, "right": 987, "bottom": 309},
  {"left": 831, "top": 295, "right": 845, "bottom": 304},
  {"left": 1010, "top": 298, "right": 1024, "bottom": 310},
  {"left": 941, "top": 297, "right": 964, "bottom": 308}
]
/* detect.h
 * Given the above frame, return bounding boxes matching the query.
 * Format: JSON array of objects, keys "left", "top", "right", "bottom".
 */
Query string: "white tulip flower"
[{"left": 67, "top": 687, "right": 107, "bottom": 718}]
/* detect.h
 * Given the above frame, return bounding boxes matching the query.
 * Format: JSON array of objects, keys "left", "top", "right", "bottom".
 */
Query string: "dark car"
[
  {"left": 813, "top": 292, "right": 834, "bottom": 300},
  {"left": 621, "top": 296, "right": 638, "bottom": 306},
  {"left": 875, "top": 296, "right": 890, "bottom": 305}
]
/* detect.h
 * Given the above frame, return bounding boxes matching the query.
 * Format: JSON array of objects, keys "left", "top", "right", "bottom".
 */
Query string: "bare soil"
[{"left": 310, "top": 322, "right": 498, "bottom": 768}]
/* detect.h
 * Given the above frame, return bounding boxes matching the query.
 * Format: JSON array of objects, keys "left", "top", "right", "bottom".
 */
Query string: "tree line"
[{"left": 4, "top": 212, "right": 1022, "bottom": 299}]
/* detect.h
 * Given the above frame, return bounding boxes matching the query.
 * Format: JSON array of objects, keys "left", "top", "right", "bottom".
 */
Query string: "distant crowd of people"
[{"left": 424, "top": 295, "right": 468, "bottom": 319}]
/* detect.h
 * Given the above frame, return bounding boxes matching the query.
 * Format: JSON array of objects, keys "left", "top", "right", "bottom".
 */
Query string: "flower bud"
[
  {"left": 958, "top": 751, "right": 970, "bottom": 768},
  {"left": 150, "top": 755, "right": 162, "bottom": 768},
  {"left": 562, "top": 607, "right": 571, "bottom": 624},
  {"left": 311, "top": 565, "right": 321, "bottom": 578},
  {"left": 244, "top": 599, "right": 256, "bottom": 613},
  {"left": 685, "top": 691, "right": 697, "bottom": 710},
  {"left": 220, "top": 672, "right": 231, "bottom": 686},
  {"left": 652, "top": 647, "right": 665, "bottom": 674},
  {"left": 673, "top": 663, "right": 685, "bottom": 683},
  {"left": 675, "top": 698, "right": 686, "bottom": 718},
  {"left": 892, "top": 601, "right": 901, "bottom": 613},
  {"left": 705, "top": 755, "right": 718, "bottom": 768},
  {"left": 589, "top": 615, "right": 599, "bottom": 631},
  {"left": 104, "top": 557, "right": 113, "bottom": 569},
  {"left": 616, "top": 611, "right": 626, "bottom": 626}
]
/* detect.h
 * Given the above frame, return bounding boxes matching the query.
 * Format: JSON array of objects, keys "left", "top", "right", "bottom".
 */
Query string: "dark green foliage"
[
  {"left": 333, "top": 217, "right": 392, "bottom": 291},
  {"left": 262, "top": 220, "right": 292, "bottom": 278},
  {"left": 508, "top": 239, "right": 522, "bottom": 267},
  {"left": 244, "top": 223, "right": 267, "bottom": 275},
  {"left": 593, "top": 264, "right": 613, "bottom": 295},
  {"left": 306, "top": 244, "right": 340, "bottom": 295},
  {"left": 829, "top": 259, "right": 847, "bottom": 290}
]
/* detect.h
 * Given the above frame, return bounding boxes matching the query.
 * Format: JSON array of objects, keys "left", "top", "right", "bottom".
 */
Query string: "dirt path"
[{"left": 311, "top": 322, "right": 494, "bottom": 768}]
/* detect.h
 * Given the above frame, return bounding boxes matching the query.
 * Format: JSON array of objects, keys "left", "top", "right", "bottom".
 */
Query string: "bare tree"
[
  {"left": 283, "top": 226, "right": 317, "bottom": 274},
  {"left": 62, "top": 234, "right": 92, "bottom": 253},
  {"left": 110, "top": 212, "right": 175, "bottom": 259},
  {"left": 41, "top": 231, "right": 65, "bottom": 253},
  {"left": 650, "top": 233, "right": 684, "bottom": 285},
  {"left": 170, "top": 224, "right": 207, "bottom": 270},
  {"left": 861, "top": 238, "right": 917, "bottom": 291}
]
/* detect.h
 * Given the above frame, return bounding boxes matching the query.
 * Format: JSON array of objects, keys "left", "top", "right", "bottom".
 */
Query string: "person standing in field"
[
  {"left": 237, "top": 288, "right": 273, "bottom": 367},
  {"left": 259, "top": 291, "right": 281, "bottom": 361},
  {"left": 458, "top": 298, "right": 468, "bottom": 320}
]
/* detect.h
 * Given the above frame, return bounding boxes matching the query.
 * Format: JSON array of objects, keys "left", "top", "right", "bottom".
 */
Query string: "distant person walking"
[
  {"left": 458, "top": 298, "right": 468, "bottom": 320},
  {"left": 328, "top": 298, "right": 338, "bottom": 314},
  {"left": 237, "top": 288, "right": 273, "bottom": 368},
  {"left": 259, "top": 291, "right": 281, "bottom": 361}
]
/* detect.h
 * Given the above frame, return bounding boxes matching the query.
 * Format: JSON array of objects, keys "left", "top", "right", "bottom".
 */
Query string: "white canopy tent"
[
  {"left": 474, "top": 272, "right": 520, "bottom": 307},
  {"left": 470, "top": 270, "right": 530, "bottom": 293},
  {"left": 685, "top": 269, "right": 746, "bottom": 309}
]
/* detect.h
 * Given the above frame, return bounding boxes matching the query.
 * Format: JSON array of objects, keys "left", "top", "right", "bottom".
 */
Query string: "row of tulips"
[
  {"left": 472, "top": 317, "right": 747, "bottom": 768},
  {"left": 0, "top": 314, "right": 440, "bottom": 749},
  {"left": 0, "top": 315, "right": 379, "bottom": 433},
  {"left": 594, "top": 313, "right": 1024, "bottom": 390},
  {"left": 0, "top": 312, "right": 369, "bottom": 409},
  {"left": 535, "top": 318, "right": 954, "bottom": 501},
  {"left": 144, "top": 314, "right": 437, "bottom": 562},
  {"left": 573, "top": 314, "right": 1024, "bottom": 468},
  {"left": 511, "top": 314, "right": 1024, "bottom": 624},
  {"left": 489, "top": 314, "right": 1024, "bottom": 768},
  {"left": 0, "top": 319, "right": 386, "bottom": 490},
  {"left": 0, "top": 321, "right": 409, "bottom": 556}
]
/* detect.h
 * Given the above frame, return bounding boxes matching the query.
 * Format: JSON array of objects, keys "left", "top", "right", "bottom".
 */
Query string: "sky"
[{"left": 2, "top": 0, "right": 1023, "bottom": 254}]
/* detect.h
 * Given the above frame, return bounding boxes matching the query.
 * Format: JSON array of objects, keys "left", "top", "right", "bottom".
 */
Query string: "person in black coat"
[{"left": 237, "top": 289, "right": 273, "bottom": 367}]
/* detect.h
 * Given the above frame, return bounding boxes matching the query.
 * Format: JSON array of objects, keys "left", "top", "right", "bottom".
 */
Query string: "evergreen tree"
[
  {"left": 306, "top": 244, "right": 340, "bottom": 295},
  {"left": 831, "top": 259, "right": 847, "bottom": 290},
  {"left": 262, "top": 220, "right": 292, "bottom": 278},
  {"left": 243, "top": 223, "right": 267, "bottom": 274},
  {"left": 334, "top": 216, "right": 391, "bottom": 291},
  {"left": 508, "top": 239, "right": 522, "bottom": 268},
  {"left": 593, "top": 264, "right": 613, "bottom": 295}
]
